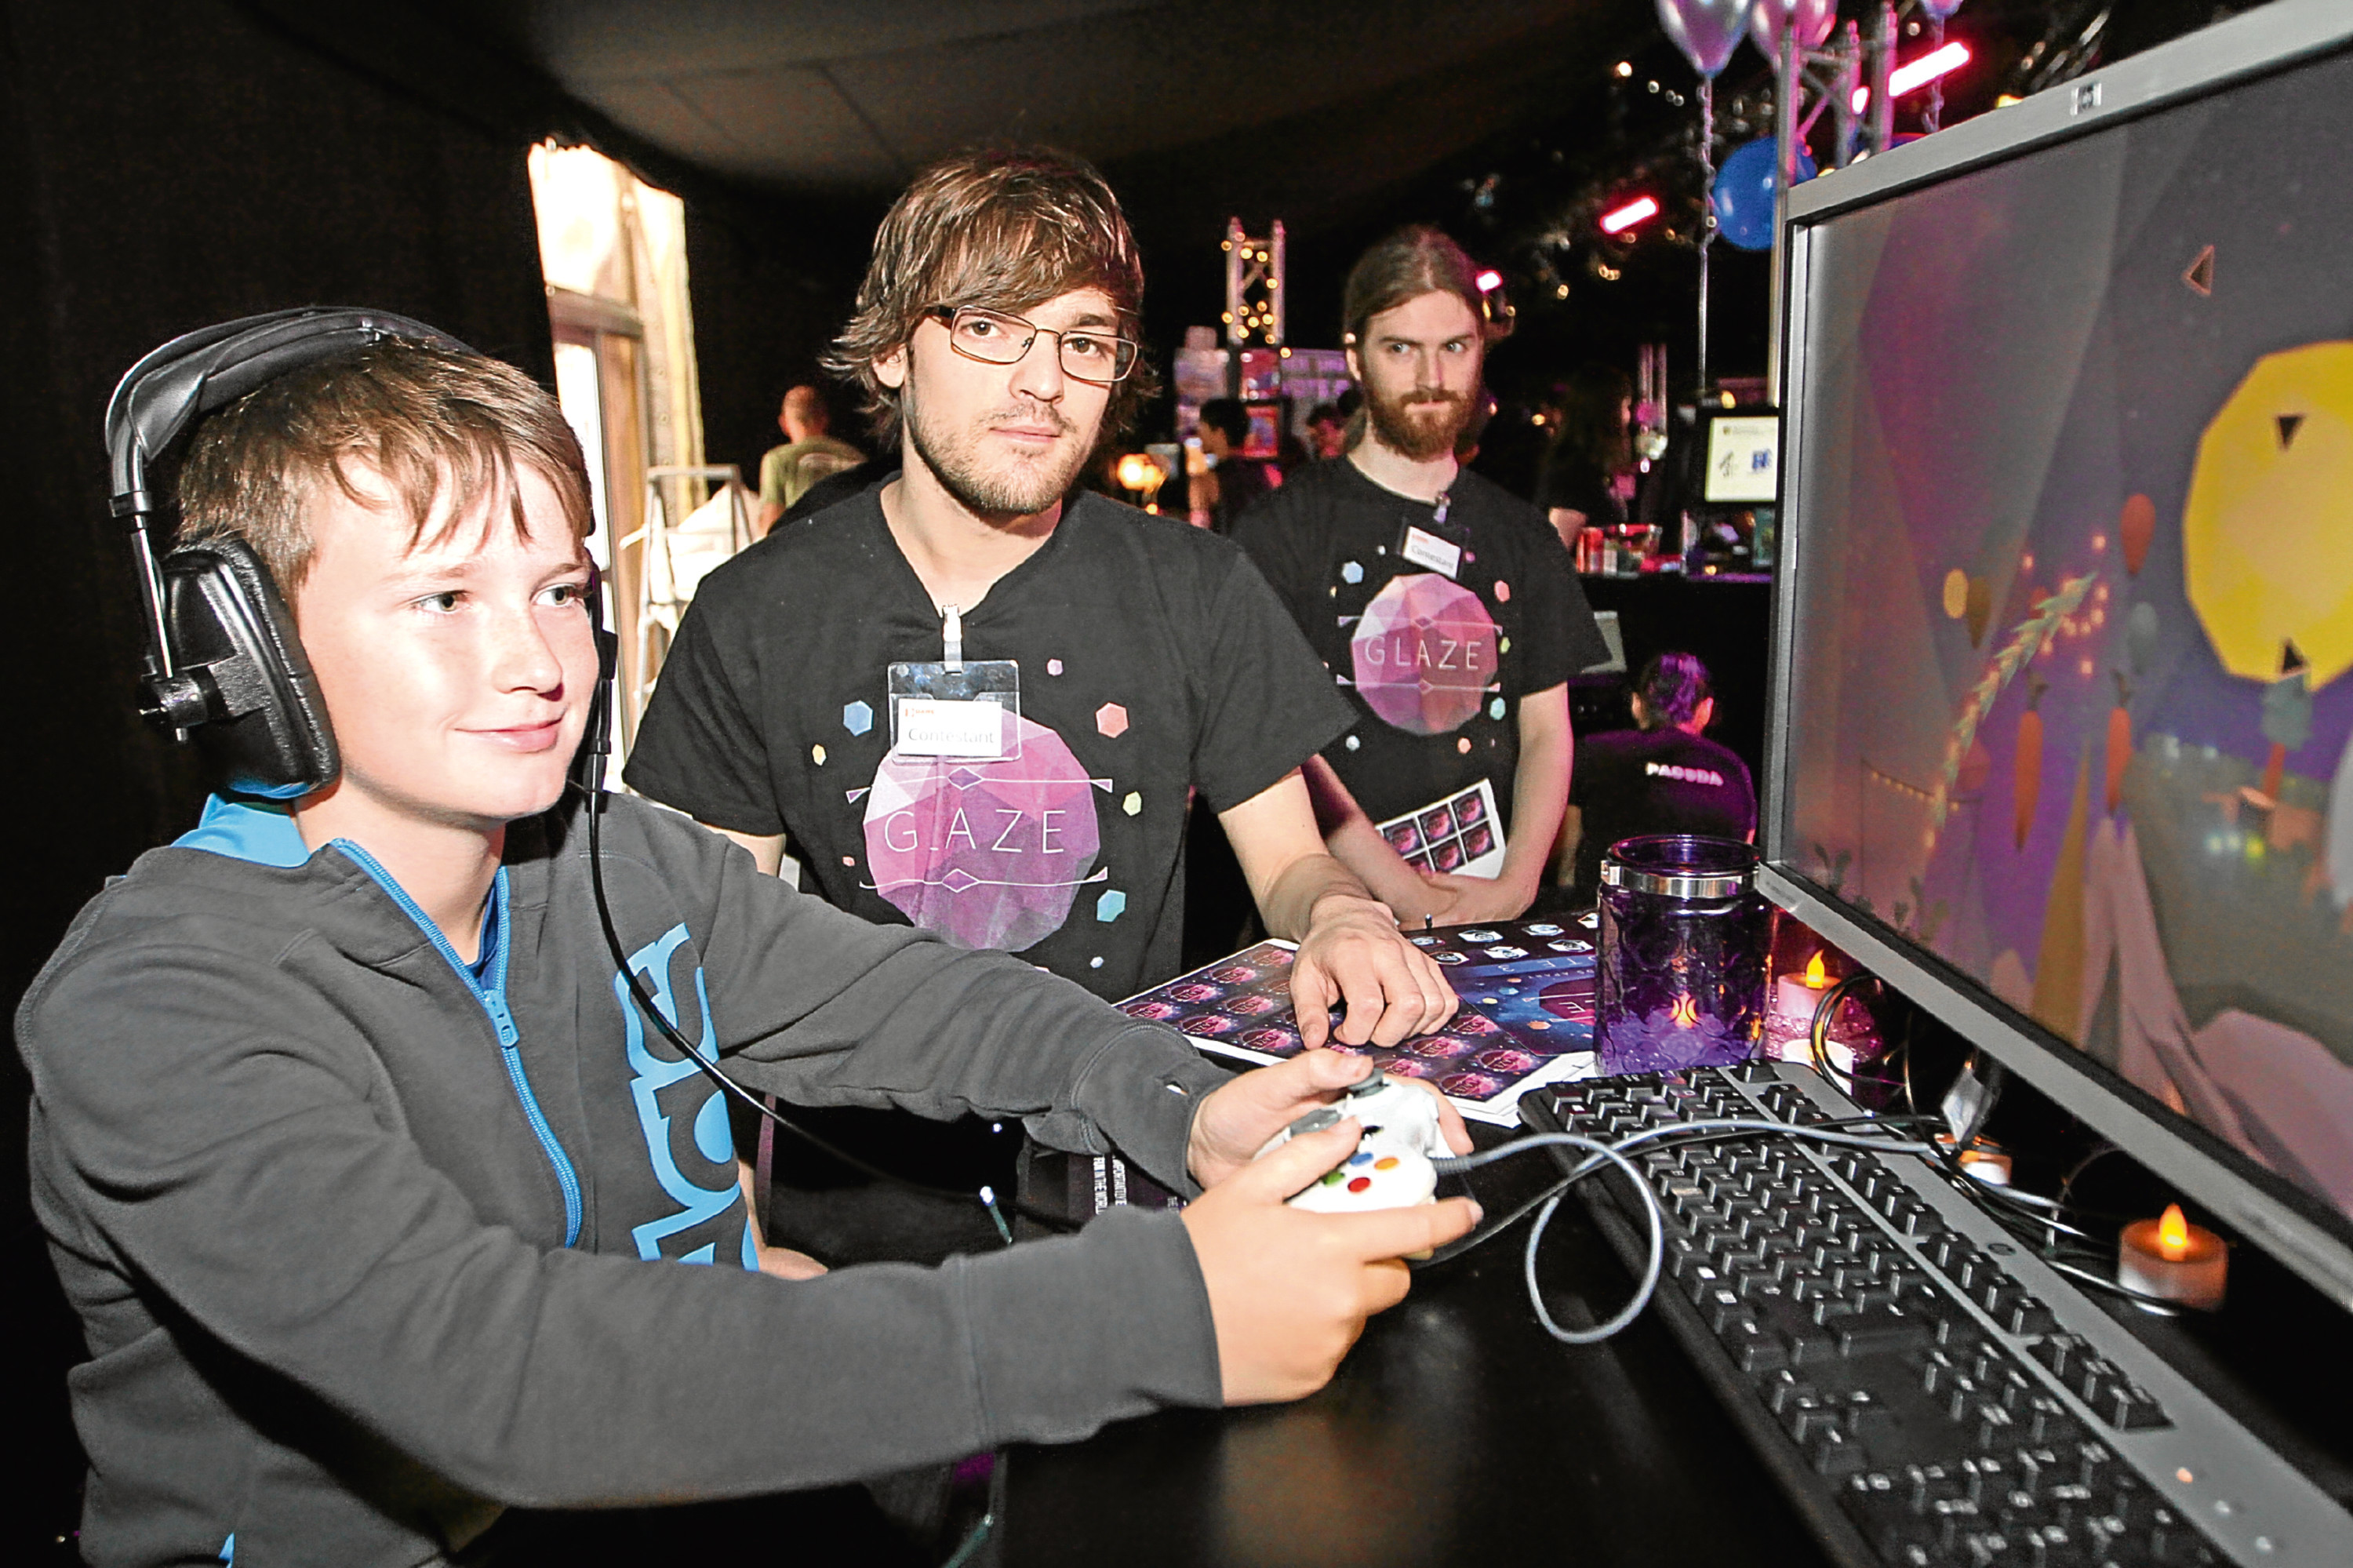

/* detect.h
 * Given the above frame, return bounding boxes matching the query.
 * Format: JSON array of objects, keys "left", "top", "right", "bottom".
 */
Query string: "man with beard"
[
  {"left": 628, "top": 150, "right": 1456, "bottom": 1215},
  {"left": 1233, "top": 228, "right": 1608, "bottom": 926}
]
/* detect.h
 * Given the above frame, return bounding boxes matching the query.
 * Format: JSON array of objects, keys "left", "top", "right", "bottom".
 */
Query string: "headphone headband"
[{"left": 107, "top": 307, "right": 473, "bottom": 516}]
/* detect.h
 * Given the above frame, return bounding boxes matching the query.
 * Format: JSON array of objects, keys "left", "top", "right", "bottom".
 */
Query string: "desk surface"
[{"left": 1002, "top": 1147, "right": 1824, "bottom": 1567}]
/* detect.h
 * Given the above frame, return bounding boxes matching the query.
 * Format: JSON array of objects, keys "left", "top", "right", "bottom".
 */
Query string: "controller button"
[
  {"left": 1349, "top": 1152, "right": 1374, "bottom": 1168},
  {"left": 1347, "top": 1177, "right": 1373, "bottom": 1193},
  {"left": 1376, "top": 1156, "right": 1401, "bottom": 1170},
  {"left": 1322, "top": 1170, "right": 1346, "bottom": 1187}
]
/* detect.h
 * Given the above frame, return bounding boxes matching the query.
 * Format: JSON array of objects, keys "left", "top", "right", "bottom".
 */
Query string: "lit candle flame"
[
  {"left": 1804, "top": 952, "right": 1828, "bottom": 988},
  {"left": 2157, "top": 1203, "right": 2192, "bottom": 1261},
  {"left": 1669, "top": 995, "right": 1700, "bottom": 1028}
]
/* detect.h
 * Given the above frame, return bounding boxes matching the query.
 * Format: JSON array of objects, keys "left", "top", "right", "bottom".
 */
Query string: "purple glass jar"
[{"left": 1596, "top": 835, "right": 1769, "bottom": 1075}]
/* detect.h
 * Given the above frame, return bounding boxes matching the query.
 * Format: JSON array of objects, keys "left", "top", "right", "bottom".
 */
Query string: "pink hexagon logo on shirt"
[
  {"left": 1348, "top": 573, "right": 1497, "bottom": 736},
  {"left": 862, "top": 708, "right": 1102, "bottom": 952}
]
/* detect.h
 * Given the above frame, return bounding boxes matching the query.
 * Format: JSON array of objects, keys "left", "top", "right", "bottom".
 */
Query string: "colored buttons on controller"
[
  {"left": 1376, "top": 1156, "right": 1400, "bottom": 1170},
  {"left": 1347, "top": 1177, "right": 1373, "bottom": 1193},
  {"left": 1349, "top": 1152, "right": 1375, "bottom": 1167},
  {"left": 1321, "top": 1170, "right": 1346, "bottom": 1187}
]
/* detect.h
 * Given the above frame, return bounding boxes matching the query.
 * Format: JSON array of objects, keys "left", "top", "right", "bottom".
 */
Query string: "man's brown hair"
[
  {"left": 177, "top": 341, "right": 593, "bottom": 596},
  {"left": 1340, "top": 225, "right": 1497, "bottom": 352},
  {"left": 824, "top": 145, "right": 1158, "bottom": 446}
]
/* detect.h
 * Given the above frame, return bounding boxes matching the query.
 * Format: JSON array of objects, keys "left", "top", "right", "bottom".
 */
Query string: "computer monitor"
[
  {"left": 1701, "top": 409, "right": 1780, "bottom": 505},
  {"left": 1762, "top": 0, "right": 2353, "bottom": 1312}
]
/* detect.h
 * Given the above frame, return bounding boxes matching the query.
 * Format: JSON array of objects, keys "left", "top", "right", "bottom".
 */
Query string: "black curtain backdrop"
[
  {"left": 0, "top": 2, "right": 870, "bottom": 1550},
  {"left": 688, "top": 219, "right": 873, "bottom": 491},
  {"left": 0, "top": 2, "right": 559, "bottom": 1552}
]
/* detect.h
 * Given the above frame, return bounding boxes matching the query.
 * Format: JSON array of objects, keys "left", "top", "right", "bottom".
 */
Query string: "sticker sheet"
[
  {"left": 1119, "top": 915, "right": 1603, "bottom": 1124},
  {"left": 1373, "top": 777, "right": 1506, "bottom": 880}
]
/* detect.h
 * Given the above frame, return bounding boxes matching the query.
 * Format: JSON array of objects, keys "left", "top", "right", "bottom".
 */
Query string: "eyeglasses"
[{"left": 924, "top": 305, "right": 1140, "bottom": 385}]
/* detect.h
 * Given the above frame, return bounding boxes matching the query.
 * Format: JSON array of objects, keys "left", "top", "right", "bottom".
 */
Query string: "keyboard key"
[
  {"left": 1838, "top": 1302, "right": 1933, "bottom": 1356},
  {"left": 1841, "top": 1472, "right": 1933, "bottom": 1558},
  {"left": 1811, "top": 1424, "right": 1870, "bottom": 1476}
]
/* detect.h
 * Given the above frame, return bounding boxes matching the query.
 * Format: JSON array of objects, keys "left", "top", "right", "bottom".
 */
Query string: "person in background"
[
  {"left": 757, "top": 384, "right": 864, "bottom": 533},
  {"left": 630, "top": 144, "right": 1453, "bottom": 1039},
  {"left": 1191, "top": 397, "right": 1277, "bottom": 533},
  {"left": 1536, "top": 362, "right": 1635, "bottom": 548},
  {"left": 1304, "top": 402, "right": 1350, "bottom": 462},
  {"left": 1234, "top": 226, "right": 1608, "bottom": 929},
  {"left": 1559, "top": 650, "right": 1757, "bottom": 896}
]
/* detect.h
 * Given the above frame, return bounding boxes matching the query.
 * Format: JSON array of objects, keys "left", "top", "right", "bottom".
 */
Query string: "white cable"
[{"left": 1432, "top": 1121, "right": 1937, "bottom": 1347}]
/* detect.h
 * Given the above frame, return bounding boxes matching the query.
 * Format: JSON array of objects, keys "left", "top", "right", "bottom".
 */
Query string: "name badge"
[
  {"left": 895, "top": 697, "right": 1006, "bottom": 758},
  {"left": 1399, "top": 525, "right": 1462, "bottom": 578}
]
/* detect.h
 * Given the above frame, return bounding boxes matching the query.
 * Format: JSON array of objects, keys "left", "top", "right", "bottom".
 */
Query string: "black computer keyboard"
[{"left": 1521, "top": 1061, "right": 2346, "bottom": 1567}]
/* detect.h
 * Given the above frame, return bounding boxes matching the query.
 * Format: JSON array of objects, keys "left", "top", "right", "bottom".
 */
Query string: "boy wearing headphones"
[{"left": 16, "top": 332, "right": 1475, "bottom": 1565}]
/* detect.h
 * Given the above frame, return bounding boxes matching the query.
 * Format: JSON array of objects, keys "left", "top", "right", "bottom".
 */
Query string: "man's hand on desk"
[
  {"left": 1289, "top": 893, "right": 1457, "bottom": 1049},
  {"left": 1181, "top": 1118, "right": 1480, "bottom": 1403},
  {"left": 1184, "top": 1048, "right": 1471, "bottom": 1191}
]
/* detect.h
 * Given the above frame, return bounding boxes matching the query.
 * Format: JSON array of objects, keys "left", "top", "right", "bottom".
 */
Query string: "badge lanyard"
[
  {"left": 1396, "top": 490, "right": 1463, "bottom": 579},
  {"left": 886, "top": 603, "right": 1023, "bottom": 759}
]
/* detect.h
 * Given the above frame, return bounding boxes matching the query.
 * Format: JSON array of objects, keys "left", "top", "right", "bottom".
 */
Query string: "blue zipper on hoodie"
[{"left": 333, "top": 840, "right": 585, "bottom": 1247}]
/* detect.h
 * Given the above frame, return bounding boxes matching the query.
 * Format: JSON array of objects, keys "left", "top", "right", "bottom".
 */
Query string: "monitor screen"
[
  {"left": 1768, "top": 10, "right": 2353, "bottom": 1301},
  {"left": 1704, "top": 412, "right": 1780, "bottom": 504}
]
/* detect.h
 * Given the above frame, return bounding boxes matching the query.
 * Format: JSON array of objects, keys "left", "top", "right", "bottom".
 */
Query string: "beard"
[
  {"left": 903, "top": 381, "right": 1093, "bottom": 518},
  {"left": 1364, "top": 380, "right": 1475, "bottom": 463}
]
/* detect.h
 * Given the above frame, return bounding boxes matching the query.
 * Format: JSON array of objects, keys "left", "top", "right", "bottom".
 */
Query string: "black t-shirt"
[
  {"left": 626, "top": 484, "right": 1354, "bottom": 1001},
  {"left": 1231, "top": 460, "right": 1606, "bottom": 849},
  {"left": 1567, "top": 726, "right": 1758, "bottom": 893}
]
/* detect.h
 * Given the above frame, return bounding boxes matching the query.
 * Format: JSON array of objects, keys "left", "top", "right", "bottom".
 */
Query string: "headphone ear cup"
[{"left": 150, "top": 538, "right": 339, "bottom": 798}]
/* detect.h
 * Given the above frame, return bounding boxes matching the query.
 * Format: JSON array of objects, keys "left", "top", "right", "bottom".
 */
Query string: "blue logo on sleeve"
[{"left": 614, "top": 924, "right": 759, "bottom": 1268}]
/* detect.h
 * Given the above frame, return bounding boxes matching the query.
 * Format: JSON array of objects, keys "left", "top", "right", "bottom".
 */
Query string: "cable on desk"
[{"left": 1430, "top": 1120, "right": 1937, "bottom": 1345}]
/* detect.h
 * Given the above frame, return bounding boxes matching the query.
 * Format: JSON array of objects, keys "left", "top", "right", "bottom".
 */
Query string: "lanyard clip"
[
  {"left": 941, "top": 603, "right": 964, "bottom": 672},
  {"left": 1432, "top": 492, "right": 1453, "bottom": 528}
]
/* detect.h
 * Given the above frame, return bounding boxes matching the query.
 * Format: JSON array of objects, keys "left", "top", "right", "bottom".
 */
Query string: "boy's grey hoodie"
[{"left": 16, "top": 791, "right": 1230, "bottom": 1566}]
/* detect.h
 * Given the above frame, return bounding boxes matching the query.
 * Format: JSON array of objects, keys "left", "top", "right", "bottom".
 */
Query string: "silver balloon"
[
  {"left": 1919, "top": 0, "right": 1966, "bottom": 18},
  {"left": 1657, "top": 0, "right": 1749, "bottom": 79},
  {"left": 1747, "top": 0, "right": 1836, "bottom": 64}
]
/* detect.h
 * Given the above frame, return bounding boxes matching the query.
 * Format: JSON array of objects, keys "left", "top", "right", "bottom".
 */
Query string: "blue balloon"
[{"left": 1711, "top": 136, "right": 1818, "bottom": 252}]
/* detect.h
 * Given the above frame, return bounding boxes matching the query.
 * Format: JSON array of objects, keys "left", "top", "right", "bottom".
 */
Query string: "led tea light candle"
[
  {"left": 1774, "top": 950, "right": 1833, "bottom": 1027},
  {"left": 1765, "top": 951, "right": 1885, "bottom": 1070},
  {"left": 1933, "top": 1135, "right": 2013, "bottom": 1185},
  {"left": 2118, "top": 1203, "right": 2228, "bottom": 1311}
]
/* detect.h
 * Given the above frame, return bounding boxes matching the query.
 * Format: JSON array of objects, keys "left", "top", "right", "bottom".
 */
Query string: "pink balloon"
[
  {"left": 1656, "top": 0, "right": 1748, "bottom": 79},
  {"left": 1747, "top": 0, "right": 1837, "bottom": 63}
]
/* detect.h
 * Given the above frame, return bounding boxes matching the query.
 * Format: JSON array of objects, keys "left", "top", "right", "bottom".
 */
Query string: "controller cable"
[
  {"left": 579, "top": 759, "right": 1065, "bottom": 1237},
  {"left": 582, "top": 762, "right": 1016, "bottom": 1568}
]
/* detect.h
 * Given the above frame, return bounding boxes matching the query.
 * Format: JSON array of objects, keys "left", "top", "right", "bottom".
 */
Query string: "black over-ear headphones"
[{"left": 104, "top": 307, "right": 613, "bottom": 799}]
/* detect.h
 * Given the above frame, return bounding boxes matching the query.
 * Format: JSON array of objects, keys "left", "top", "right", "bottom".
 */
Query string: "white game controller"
[{"left": 1255, "top": 1069, "right": 1448, "bottom": 1213}]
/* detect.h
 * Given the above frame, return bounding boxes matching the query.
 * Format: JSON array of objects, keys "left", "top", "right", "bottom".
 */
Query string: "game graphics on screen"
[{"left": 1785, "top": 50, "right": 2353, "bottom": 1220}]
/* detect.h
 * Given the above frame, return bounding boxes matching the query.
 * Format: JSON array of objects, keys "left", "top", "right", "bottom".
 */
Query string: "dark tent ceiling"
[{"left": 435, "top": 0, "right": 1655, "bottom": 243}]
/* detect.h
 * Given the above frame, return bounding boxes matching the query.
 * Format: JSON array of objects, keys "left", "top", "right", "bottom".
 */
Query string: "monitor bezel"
[{"left": 1762, "top": 0, "right": 2353, "bottom": 1312}]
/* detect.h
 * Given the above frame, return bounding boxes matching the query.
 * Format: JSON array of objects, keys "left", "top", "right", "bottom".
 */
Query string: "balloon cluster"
[
  {"left": 1653, "top": 0, "right": 1962, "bottom": 250},
  {"left": 1654, "top": 0, "right": 1841, "bottom": 82}
]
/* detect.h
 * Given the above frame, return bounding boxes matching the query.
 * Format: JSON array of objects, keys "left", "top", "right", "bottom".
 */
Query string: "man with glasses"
[{"left": 628, "top": 148, "right": 1454, "bottom": 1218}]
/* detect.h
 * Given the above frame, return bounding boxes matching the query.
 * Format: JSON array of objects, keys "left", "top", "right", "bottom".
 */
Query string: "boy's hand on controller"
[
  {"left": 1181, "top": 1120, "right": 1480, "bottom": 1404},
  {"left": 1185, "top": 1049, "right": 1471, "bottom": 1190},
  {"left": 1289, "top": 893, "right": 1457, "bottom": 1049}
]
